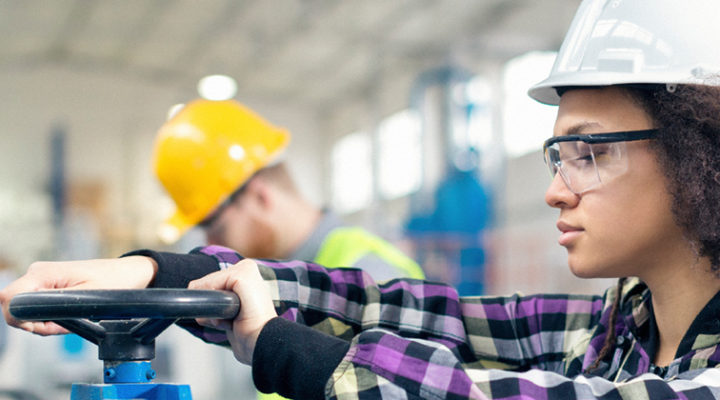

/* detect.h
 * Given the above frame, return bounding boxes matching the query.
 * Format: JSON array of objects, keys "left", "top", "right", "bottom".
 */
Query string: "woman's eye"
[
  {"left": 592, "top": 152, "right": 611, "bottom": 163},
  {"left": 590, "top": 144, "right": 612, "bottom": 163},
  {"left": 571, "top": 151, "right": 594, "bottom": 164}
]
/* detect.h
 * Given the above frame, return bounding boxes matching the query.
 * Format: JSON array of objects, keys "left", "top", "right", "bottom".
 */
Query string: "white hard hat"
[{"left": 529, "top": 0, "right": 720, "bottom": 105}]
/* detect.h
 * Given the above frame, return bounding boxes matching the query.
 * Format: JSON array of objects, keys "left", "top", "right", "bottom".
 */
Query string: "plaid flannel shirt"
[{"left": 184, "top": 245, "right": 720, "bottom": 399}]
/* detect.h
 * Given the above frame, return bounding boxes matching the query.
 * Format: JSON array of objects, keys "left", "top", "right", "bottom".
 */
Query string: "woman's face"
[{"left": 545, "top": 87, "right": 686, "bottom": 280}]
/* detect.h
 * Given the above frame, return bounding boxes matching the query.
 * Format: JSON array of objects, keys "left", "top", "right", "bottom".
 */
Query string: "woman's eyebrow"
[{"left": 564, "top": 121, "right": 603, "bottom": 136}]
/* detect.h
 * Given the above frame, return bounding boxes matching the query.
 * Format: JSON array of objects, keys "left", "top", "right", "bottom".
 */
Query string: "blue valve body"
[
  {"left": 103, "top": 361, "right": 155, "bottom": 384},
  {"left": 69, "top": 361, "right": 192, "bottom": 400},
  {"left": 70, "top": 383, "right": 192, "bottom": 400}
]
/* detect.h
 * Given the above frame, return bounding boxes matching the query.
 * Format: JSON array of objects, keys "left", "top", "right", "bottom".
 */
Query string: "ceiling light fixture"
[{"left": 197, "top": 74, "right": 237, "bottom": 101}]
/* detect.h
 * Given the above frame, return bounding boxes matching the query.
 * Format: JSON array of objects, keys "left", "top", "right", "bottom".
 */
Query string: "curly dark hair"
[
  {"left": 586, "top": 84, "right": 720, "bottom": 372},
  {"left": 627, "top": 84, "right": 720, "bottom": 270}
]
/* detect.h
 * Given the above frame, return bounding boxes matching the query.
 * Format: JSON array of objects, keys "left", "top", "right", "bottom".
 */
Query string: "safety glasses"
[
  {"left": 543, "top": 129, "right": 657, "bottom": 194},
  {"left": 197, "top": 183, "right": 249, "bottom": 230}
]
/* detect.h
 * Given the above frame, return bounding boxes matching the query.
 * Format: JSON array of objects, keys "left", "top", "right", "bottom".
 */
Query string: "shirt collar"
[{"left": 631, "top": 284, "right": 720, "bottom": 361}]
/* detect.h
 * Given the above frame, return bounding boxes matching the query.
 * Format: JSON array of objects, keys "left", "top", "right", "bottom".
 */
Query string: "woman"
[
  {"left": 189, "top": 84, "right": 720, "bottom": 399},
  {"left": 3, "top": 0, "right": 720, "bottom": 398}
]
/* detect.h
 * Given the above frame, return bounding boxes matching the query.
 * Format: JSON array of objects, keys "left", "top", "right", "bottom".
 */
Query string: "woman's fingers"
[
  {"left": 195, "top": 317, "right": 233, "bottom": 331},
  {"left": 189, "top": 259, "right": 277, "bottom": 364},
  {"left": 189, "top": 258, "right": 259, "bottom": 290},
  {"left": 21, "top": 321, "right": 69, "bottom": 336},
  {"left": 0, "top": 256, "right": 157, "bottom": 335},
  {"left": 190, "top": 259, "right": 276, "bottom": 327}
]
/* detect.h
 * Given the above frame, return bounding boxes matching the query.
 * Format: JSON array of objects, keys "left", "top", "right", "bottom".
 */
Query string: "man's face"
[{"left": 202, "top": 191, "right": 276, "bottom": 258}]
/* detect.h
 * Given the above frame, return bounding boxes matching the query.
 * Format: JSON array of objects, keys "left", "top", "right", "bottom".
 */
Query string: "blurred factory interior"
[{"left": 0, "top": 1, "right": 615, "bottom": 399}]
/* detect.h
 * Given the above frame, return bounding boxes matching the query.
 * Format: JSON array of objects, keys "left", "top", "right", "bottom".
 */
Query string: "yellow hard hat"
[{"left": 153, "top": 99, "right": 290, "bottom": 241}]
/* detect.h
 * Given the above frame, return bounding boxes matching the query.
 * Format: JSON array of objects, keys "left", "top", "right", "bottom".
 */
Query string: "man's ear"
[{"left": 245, "top": 176, "right": 274, "bottom": 209}]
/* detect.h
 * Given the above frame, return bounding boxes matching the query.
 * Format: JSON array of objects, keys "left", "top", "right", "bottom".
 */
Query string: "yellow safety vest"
[
  {"left": 314, "top": 227, "right": 424, "bottom": 279},
  {"left": 257, "top": 227, "right": 424, "bottom": 400}
]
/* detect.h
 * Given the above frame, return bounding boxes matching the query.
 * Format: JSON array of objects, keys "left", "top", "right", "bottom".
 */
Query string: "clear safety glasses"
[{"left": 543, "top": 129, "right": 657, "bottom": 194}]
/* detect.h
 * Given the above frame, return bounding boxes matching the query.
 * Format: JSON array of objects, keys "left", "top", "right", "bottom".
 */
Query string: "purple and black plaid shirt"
[{"left": 182, "top": 245, "right": 720, "bottom": 399}]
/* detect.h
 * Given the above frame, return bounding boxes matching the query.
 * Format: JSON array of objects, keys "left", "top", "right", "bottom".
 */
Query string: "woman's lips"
[{"left": 557, "top": 221, "right": 583, "bottom": 246}]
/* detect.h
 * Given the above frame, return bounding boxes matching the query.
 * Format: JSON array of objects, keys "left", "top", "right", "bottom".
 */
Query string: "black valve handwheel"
[
  {"left": 9, "top": 289, "right": 240, "bottom": 321},
  {"left": 8, "top": 289, "right": 240, "bottom": 361}
]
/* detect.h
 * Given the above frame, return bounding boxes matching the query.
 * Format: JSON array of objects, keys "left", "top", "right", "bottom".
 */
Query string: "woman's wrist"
[{"left": 119, "top": 255, "right": 157, "bottom": 288}]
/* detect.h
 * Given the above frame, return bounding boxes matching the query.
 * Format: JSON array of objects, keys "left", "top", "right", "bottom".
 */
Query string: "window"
[
  {"left": 452, "top": 75, "right": 495, "bottom": 173},
  {"left": 502, "top": 51, "right": 558, "bottom": 157},
  {"left": 331, "top": 131, "right": 373, "bottom": 213},
  {"left": 464, "top": 76, "right": 493, "bottom": 154},
  {"left": 377, "top": 110, "right": 422, "bottom": 199}
]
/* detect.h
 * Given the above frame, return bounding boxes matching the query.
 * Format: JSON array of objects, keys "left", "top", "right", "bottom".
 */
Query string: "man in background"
[
  {"left": 154, "top": 99, "right": 424, "bottom": 283},
  {"left": 154, "top": 99, "right": 425, "bottom": 400}
]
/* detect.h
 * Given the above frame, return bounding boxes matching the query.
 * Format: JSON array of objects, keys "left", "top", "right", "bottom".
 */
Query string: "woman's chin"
[
  {"left": 567, "top": 261, "right": 618, "bottom": 279},
  {"left": 567, "top": 259, "right": 602, "bottom": 279},
  {"left": 569, "top": 267, "right": 596, "bottom": 279}
]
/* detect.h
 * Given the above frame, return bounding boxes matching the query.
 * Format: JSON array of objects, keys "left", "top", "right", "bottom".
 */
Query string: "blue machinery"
[
  {"left": 404, "top": 66, "right": 495, "bottom": 296},
  {"left": 9, "top": 289, "right": 239, "bottom": 400},
  {"left": 71, "top": 360, "right": 190, "bottom": 400}
]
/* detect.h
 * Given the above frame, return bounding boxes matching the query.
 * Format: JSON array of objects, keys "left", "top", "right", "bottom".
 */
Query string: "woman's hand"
[
  {"left": 188, "top": 259, "right": 277, "bottom": 364},
  {"left": 0, "top": 256, "right": 157, "bottom": 335}
]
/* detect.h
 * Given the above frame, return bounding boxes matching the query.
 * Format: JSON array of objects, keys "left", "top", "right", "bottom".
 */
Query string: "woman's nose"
[{"left": 545, "top": 173, "right": 579, "bottom": 209}]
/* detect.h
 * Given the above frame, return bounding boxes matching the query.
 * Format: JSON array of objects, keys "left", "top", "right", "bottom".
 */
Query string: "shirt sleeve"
[
  {"left": 327, "top": 329, "right": 720, "bottom": 399},
  {"left": 120, "top": 245, "right": 718, "bottom": 398},
  {"left": 172, "top": 245, "right": 605, "bottom": 371},
  {"left": 249, "top": 254, "right": 607, "bottom": 372},
  {"left": 127, "top": 245, "right": 623, "bottom": 397},
  {"left": 458, "top": 293, "right": 605, "bottom": 371}
]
